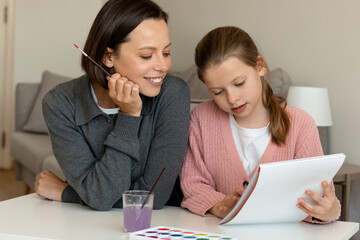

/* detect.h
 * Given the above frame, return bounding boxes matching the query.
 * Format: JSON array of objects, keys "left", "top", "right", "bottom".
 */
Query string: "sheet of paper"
[{"left": 219, "top": 153, "right": 345, "bottom": 225}]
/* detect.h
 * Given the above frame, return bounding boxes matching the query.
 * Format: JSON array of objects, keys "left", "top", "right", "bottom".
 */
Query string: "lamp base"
[{"left": 318, "top": 127, "right": 329, "bottom": 155}]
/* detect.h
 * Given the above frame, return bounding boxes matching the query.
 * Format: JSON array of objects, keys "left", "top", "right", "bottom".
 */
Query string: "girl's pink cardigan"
[{"left": 180, "top": 101, "right": 339, "bottom": 223}]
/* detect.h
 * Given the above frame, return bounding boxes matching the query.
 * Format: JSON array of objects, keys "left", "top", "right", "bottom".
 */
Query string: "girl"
[
  {"left": 34, "top": 0, "right": 190, "bottom": 210},
  {"left": 180, "top": 26, "right": 340, "bottom": 223}
]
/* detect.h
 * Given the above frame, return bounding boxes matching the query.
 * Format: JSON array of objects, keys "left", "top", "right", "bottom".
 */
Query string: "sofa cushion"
[
  {"left": 10, "top": 132, "right": 53, "bottom": 174},
  {"left": 42, "top": 155, "right": 66, "bottom": 181},
  {"left": 22, "top": 71, "right": 71, "bottom": 134},
  {"left": 170, "top": 65, "right": 212, "bottom": 100},
  {"left": 268, "top": 68, "right": 292, "bottom": 97},
  {"left": 190, "top": 99, "right": 207, "bottom": 111},
  {"left": 14, "top": 83, "right": 40, "bottom": 131}
]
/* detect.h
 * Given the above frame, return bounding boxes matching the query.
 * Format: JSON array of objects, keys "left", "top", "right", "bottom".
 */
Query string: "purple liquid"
[{"left": 123, "top": 206, "right": 152, "bottom": 232}]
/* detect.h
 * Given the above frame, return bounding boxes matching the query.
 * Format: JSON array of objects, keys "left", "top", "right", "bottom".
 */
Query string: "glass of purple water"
[{"left": 122, "top": 190, "right": 154, "bottom": 232}]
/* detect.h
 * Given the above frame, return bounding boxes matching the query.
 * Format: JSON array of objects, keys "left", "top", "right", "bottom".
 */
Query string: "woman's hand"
[
  {"left": 35, "top": 170, "right": 69, "bottom": 201},
  {"left": 107, "top": 73, "right": 142, "bottom": 117},
  {"left": 297, "top": 181, "right": 341, "bottom": 222},
  {"left": 209, "top": 187, "right": 244, "bottom": 218}
]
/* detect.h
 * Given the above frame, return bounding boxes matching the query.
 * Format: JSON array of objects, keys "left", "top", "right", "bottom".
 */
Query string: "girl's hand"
[
  {"left": 107, "top": 73, "right": 142, "bottom": 117},
  {"left": 297, "top": 181, "right": 341, "bottom": 222},
  {"left": 209, "top": 187, "right": 244, "bottom": 218},
  {"left": 35, "top": 170, "right": 69, "bottom": 201}
]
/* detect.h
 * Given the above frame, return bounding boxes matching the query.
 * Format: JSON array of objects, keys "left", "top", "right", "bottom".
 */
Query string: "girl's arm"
[{"left": 294, "top": 113, "right": 340, "bottom": 223}]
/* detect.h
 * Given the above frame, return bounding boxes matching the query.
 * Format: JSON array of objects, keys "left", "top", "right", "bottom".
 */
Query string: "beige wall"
[{"left": 13, "top": 0, "right": 104, "bottom": 86}]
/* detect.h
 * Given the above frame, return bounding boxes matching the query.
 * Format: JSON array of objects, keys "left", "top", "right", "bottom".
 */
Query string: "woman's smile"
[{"left": 144, "top": 75, "right": 165, "bottom": 86}]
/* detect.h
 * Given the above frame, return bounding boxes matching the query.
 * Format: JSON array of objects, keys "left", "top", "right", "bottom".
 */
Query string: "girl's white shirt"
[
  {"left": 229, "top": 114, "right": 271, "bottom": 176},
  {"left": 91, "top": 84, "right": 119, "bottom": 115}
]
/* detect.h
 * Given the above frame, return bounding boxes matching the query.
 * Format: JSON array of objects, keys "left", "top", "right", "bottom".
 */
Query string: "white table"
[{"left": 0, "top": 194, "right": 358, "bottom": 240}]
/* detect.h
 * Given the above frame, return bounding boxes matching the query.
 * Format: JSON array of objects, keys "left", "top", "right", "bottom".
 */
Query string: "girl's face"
[
  {"left": 203, "top": 57, "right": 268, "bottom": 128},
  {"left": 104, "top": 19, "right": 171, "bottom": 97}
]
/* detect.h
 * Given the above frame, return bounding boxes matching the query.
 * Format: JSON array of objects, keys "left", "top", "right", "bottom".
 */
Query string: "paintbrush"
[
  {"left": 141, "top": 167, "right": 166, "bottom": 208},
  {"left": 74, "top": 44, "right": 111, "bottom": 77}
]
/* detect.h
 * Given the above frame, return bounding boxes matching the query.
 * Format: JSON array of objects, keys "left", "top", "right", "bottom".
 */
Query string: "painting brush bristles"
[{"left": 74, "top": 44, "right": 111, "bottom": 77}]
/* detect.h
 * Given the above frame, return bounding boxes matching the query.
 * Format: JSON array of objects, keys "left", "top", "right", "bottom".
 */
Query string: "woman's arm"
[
  {"left": 42, "top": 88, "right": 140, "bottom": 210},
  {"left": 42, "top": 77, "right": 190, "bottom": 210},
  {"left": 132, "top": 80, "right": 191, "bottom": 209}
]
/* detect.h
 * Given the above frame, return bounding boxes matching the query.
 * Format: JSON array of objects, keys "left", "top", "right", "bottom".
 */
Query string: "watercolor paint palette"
[{"left": 129, "top": 226, "right": 237, "bottom": 240}]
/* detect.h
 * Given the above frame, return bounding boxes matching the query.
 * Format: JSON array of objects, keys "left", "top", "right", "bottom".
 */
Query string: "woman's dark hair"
[
  {"left": 195, "top": 26, "right": 290, "bottom": 145},
  {"left": 81, "top": 0, "right": 168, "bottom": 89}
]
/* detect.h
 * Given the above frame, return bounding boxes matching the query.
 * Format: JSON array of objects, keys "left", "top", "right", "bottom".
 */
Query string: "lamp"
[
  {"left": 286, "top": 86, "right": 333, "bottom": 126},
  {"left": 286, "top": 86, "right": 333, "bottom": 154}
]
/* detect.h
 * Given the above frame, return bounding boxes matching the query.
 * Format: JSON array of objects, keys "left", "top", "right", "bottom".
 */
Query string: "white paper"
[{"left": 219, "top": 153, "right": 345, "bottom": 225}]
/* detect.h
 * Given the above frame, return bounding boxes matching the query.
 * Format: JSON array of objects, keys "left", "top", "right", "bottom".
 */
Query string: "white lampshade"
[{"left": 286, "top": 86, "right": 333, "bottom": 127}]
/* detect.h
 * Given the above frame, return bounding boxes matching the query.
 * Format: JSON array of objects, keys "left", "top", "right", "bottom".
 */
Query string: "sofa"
[
  {"left": 10, "top": 71, "right": 70, "bottom": 191},
  {"left": 10, "top": 67, "right": 292, "bottom": 191}
]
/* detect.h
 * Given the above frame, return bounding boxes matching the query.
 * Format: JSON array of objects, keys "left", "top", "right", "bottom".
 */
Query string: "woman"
[{"left": 35, "top": 0, "right": 190, "bottom": 211}]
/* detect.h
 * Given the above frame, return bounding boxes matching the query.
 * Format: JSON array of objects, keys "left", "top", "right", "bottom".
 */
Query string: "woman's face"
[
  {"left": 203, "top": 56, "right": 268, "bottom": 128},
  {"left": 106, "top": 19, "right": 171, "bottom": 97}
]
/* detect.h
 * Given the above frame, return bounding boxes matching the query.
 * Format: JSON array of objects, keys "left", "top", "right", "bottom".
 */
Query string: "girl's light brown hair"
[{"left": 195, "top": 26, "right": 290, "bottom": 145}]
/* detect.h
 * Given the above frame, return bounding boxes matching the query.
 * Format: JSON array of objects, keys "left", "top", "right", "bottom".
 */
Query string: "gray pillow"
[
  {"left": 268, "top": 68, "right": 292, "bottom": 98},
  {"left": 22, "top": 71, "right": 72, "bottom": 134},
  {"left": 190, "top": 99, "right": 208, "bottom": 111},
  {"left": 170, "top": 65, "right": 212, "bottom": 100}
]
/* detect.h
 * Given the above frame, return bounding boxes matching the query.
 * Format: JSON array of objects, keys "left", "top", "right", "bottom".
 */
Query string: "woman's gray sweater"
[{"left": 42, "top": 74, "right": 190, "bottom": 210}]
